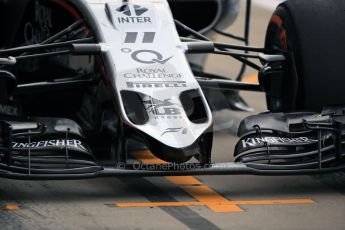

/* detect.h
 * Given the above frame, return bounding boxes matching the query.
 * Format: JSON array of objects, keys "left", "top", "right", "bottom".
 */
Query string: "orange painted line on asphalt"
[
  {"left": 132, "top": 150, "right": 166, "bottom": 164},
  {"left": 243, "top": 74, "right": 258, "bottom": 83},
  {"left": 166, "top": 176, "right": 202, "bottom": 185},
  {"left": 1, "top": 205, "right": 19, "bottom": 211},
  {"left": 128, "top": 151, "right": 315, "bottom": 213},
  {"left": 130, "top": 150, "right": 243, "bottom": 212},
  {"left": 232, "top": 199, "right": 315, "bottom": 205},
  {"left": 115, "top": 199, "right": 314, "bottom": 208},
  {"left": 181, "top": 185, "right": 243, "bottom": 213},
  {"left": 131, "top": 151, "right": 202, "bottom": 185}
]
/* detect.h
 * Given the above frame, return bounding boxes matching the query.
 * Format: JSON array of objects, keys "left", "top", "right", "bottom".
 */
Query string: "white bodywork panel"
[{"left": 85, "top": 0, "right": 213, "bottom": 149}]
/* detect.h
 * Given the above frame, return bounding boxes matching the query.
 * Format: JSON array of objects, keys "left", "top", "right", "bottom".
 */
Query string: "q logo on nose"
[{"left": 131, "top": 49, "right": 173, "bottom": 64}]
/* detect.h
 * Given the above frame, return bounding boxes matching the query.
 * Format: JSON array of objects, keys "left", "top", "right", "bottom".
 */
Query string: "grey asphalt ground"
[{"left": 1, "top": 3, "right": 345, "bottom": 230}]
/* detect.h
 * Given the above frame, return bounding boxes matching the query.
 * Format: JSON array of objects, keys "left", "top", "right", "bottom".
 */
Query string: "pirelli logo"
[{"left": 126, "top": 81, "right": 187, "bottom": 89}]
